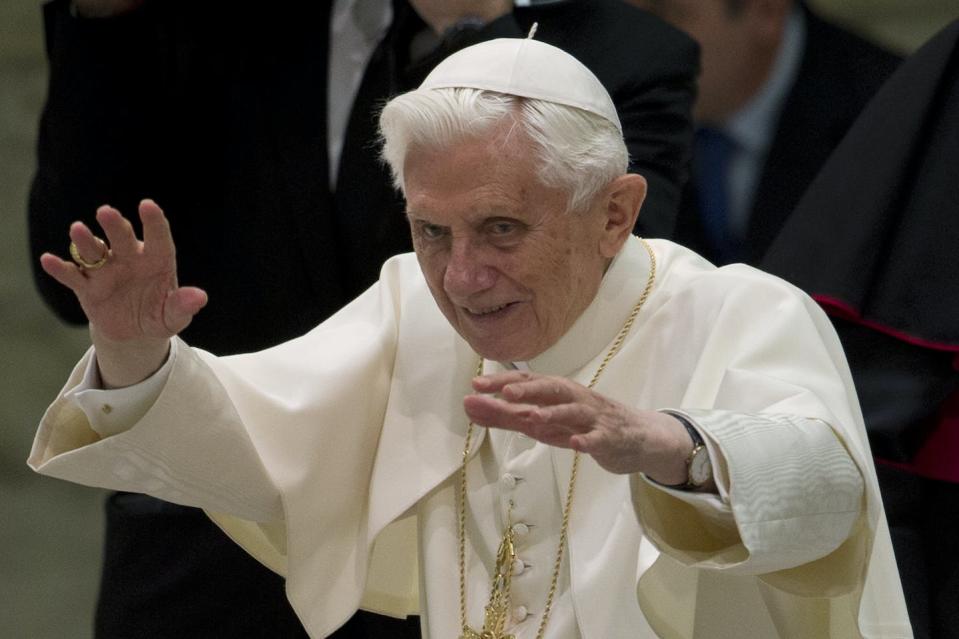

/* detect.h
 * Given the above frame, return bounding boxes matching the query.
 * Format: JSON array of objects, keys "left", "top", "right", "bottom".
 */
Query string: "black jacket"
[{"left": 673, "top": 4, "right": 900, "bottom": 265}]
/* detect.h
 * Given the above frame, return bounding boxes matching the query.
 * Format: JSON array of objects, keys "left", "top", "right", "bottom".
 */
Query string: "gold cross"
[{"left": 459, "top": 518, "right": 517, "bottom": 639}]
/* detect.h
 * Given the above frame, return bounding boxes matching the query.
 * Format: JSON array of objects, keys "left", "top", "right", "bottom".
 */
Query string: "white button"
[
  {"left": 500, "top": 473, "right": 517, "bottom": 490},
  {"left": 511, "top": 522, "right": 530, "bottom": 536},
  {"left": 511, "top": 558, "right": 526, "bottom": 575},
  {"left": 512, "top": 605, "right": 529, "bottom": 622}
]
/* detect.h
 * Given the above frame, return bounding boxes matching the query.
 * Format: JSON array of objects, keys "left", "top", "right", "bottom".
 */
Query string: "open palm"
[{"left": 40, "top": 199, "right": 207, "bottom": 385}]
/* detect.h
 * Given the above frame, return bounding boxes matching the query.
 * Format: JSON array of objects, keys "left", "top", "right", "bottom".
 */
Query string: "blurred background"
[{"left": 1, "top": 1, "right": 957, "bottom": 636}]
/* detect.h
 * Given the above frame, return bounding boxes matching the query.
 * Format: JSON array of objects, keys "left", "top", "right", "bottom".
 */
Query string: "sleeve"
[
  {"left": 28, "top": 264, "right": 403, "bottom": 526},
  {"left": 635, "top": 411, "right": 863, "bottom": 576},
  {"left": 70, "top": 339, "right": 176, "bottom": 437},
  {"left": 29, "top": 336, "right": 286, "bottom": 522},
  {"left": 631, "top": 264, "right": 873, "bottom": 590}
]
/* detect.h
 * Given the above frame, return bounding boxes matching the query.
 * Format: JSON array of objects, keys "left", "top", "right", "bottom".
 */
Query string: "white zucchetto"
[{"left": 418, "top": 37, "right": 622, "bottom": 133}]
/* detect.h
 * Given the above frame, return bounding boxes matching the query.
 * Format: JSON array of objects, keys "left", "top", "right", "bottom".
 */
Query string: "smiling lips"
[{"left": 464, "top": 301, "right": 515, "bottom": 317}]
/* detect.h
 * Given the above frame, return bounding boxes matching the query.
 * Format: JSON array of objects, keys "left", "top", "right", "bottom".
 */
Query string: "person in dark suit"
[
  {"left": 27, "top": 1, "right": 698, "bottom": 636},
  {"left": 762, "top": 20, "right": 959, "bottom": 637},
  {"left": 631, "top": 0, "right": 900, "bottom": 266}
]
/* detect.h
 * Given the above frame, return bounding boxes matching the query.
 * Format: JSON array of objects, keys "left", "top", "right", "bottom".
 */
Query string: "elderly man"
[{"left": 31, "top": 38, "right": 908, "bottom": 638}]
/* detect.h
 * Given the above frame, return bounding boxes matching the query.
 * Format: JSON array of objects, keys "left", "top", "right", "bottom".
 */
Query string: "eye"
[
  {"left": 418, "top": 222, "right": 447, "bottom": 240},
  {"left": 483, "top": 218, "right": 526, "bottom": 246},
  {"left": 488, "top": 221, "right": 517, "bottom": 236}
]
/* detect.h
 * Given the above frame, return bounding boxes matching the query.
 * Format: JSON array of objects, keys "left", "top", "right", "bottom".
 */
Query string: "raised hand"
[
  {"left": 40, "top": 199, "right": 207, "bottom": 387},
  {"left": 464, "top": 370, "right": 693, "bottom": 484}
]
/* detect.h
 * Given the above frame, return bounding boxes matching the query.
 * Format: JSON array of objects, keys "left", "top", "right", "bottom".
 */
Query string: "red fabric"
[
  {"left": 878, "top": 390, "right": 959, "bottom": 483},
  {"left": 815, "top": 295, "right": 959, "bottom": 367},
  {"left": 814, "top": 295, "right": 959, "bottom": 482}
]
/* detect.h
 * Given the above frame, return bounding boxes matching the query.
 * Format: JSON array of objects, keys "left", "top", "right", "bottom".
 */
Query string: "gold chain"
[{"left": 457, "top": 239, "right": 657, "bottom": 639}]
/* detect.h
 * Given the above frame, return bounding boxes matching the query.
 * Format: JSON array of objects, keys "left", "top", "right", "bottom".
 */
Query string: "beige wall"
[
  {"left": 811, "top": 0, "right": 959, "bottom": 53},
  {"left": 1, "top": 2, "right": 105, "bottom": 637}
]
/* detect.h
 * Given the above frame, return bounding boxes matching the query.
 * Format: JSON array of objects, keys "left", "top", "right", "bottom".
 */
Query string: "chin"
[{"left": 468, "top": 338, "right": 539, "bottom": 364}]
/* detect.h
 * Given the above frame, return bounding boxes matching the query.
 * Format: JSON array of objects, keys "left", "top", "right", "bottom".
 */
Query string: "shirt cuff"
[
  {"left": 67, "top": 339, "right": 177, "bottom": 437},
  {"left": 641, "top": 410, "right": 733, "bottom": 515},
  {"left": 641, "top": 476, "right": 732, "bottom": 519}
]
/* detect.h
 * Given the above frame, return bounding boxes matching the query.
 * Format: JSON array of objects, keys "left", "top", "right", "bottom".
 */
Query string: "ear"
[{"left": 598, "top": 173, "right": 646, "bottom": 258}]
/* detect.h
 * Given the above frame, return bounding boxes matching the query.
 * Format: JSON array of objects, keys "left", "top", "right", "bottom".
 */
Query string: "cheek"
[
  {"left": 415, "top": 246, "right": 444, "bottom": 277},
  {"left": 423, "top": 275, "right": 459, "bottom": 326}
]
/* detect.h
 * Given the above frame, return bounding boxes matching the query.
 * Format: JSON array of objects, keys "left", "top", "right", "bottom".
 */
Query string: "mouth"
[
  {"left": 462, "top": 301, "right": 520, "bottom": 321},
  {"left": 466, "top": 302, "right": 510, "bottom": 315}
]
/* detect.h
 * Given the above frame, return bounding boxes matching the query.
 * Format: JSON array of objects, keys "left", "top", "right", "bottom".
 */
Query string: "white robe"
[{"left": 29, "top": 238, "right": 912, "bottom": 638}]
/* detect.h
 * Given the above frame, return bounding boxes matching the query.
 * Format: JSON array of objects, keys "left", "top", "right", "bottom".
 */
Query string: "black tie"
[{"left": 693, "top": 127, "right": 740, "bottom": 264}]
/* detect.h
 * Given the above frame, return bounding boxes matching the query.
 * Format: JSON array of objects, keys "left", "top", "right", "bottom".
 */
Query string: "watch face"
[{"left": 689, "top": 447, "right": 712, "bottom": 486}]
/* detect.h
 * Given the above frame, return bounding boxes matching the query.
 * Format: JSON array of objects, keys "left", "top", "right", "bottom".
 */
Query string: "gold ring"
[{"left": 69, "top": 239, "right": 109, "bottom": 270}]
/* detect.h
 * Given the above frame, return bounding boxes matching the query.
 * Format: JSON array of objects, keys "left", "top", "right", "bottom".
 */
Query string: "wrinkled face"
[{"left": 404, "top": 126, "right": 610, "bottom": 362}]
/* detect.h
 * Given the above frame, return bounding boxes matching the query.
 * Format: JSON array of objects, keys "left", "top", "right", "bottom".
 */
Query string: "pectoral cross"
[{"left": 459, "top": 521, "right": 517, "bottom": 639}]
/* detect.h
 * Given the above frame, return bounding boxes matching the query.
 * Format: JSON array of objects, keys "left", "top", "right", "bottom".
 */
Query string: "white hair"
[{"left": 378, "top": 87, "right": 628, "bottom": 213}]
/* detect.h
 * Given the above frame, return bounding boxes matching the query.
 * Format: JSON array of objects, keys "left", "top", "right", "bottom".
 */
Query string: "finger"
[
  {"left": 569, "top": 429, "right": 605, "bottom": 454},
  {"left": 68, "top": 221, "right": 108, "bottom": 263},
  {"left": 531, "top": 402, "right": 595, "bottom": 432},
  {"left": 472, "top": 369, "right": 537, "bottom": 393},
  {"left": 139, "top": 199, "right": 175, "bottom": 257},
  {"left": 466, "top": 394, "right": 580, "bottom": 447},
  {"left": 163, "top": 286, "right": 208, "bottom": 335},
  {"left": 40, "top": 252, "right": 88, "bottom": 291},
  {"left": 500, "top": 377, "right": 577, "bottom": 406},
  {"left": 463, "top": 393, "right": 542, "bottom": 432},
  {"left": 96, "top": 205, "right": 139, "bottom": 257}
]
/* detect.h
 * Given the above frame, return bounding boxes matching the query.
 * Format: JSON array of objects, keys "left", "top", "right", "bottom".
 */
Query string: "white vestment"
[{"left": 30, "top": 238, "right": 912, "bottom": 638}]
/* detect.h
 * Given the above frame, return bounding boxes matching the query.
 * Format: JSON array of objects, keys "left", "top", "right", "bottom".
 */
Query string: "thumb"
[{"left": 163, "top": 286, "right": 208, "bottom": 335}]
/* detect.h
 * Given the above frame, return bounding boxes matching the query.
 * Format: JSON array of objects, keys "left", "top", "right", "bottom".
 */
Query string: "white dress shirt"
[
  {"left": 723, "top": 7, "right": 806, "bottom": 240},
  {"left": 328, "top": 0, "right": 393, "bottom": 186}
]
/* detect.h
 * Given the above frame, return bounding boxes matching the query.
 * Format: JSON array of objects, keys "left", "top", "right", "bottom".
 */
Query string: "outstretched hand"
[
  {"left": 40, "top": 199, "right": 207, "bottom": 387},
  {"left": 464, "top": 370, "right": 692, "bottom": 484}
]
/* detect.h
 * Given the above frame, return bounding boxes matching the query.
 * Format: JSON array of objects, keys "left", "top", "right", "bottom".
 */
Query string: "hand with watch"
[{"left": 661, "top": 412, "right": 714, "bottom": 491}]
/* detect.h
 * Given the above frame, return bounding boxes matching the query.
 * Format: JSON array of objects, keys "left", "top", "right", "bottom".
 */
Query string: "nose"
[{"left": 443, "top": 237, "right": 496, "bottom": 298}]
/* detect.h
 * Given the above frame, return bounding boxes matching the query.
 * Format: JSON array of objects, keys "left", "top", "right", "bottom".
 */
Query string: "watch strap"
[{"left": 658, "top": 411, "right": 710, "bottom": 490}]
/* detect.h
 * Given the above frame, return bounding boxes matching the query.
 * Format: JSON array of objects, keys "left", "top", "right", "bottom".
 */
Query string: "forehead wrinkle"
[
  {"left": 404, "top": 126, "right": 563, "bottom": 228},
  {"left": 410, "top": 174, "right": 526, "bottom": 215}
]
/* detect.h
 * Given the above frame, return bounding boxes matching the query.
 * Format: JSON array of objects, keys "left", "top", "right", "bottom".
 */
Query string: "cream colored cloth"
[{"left": 30, "top": 238, "right": 911, "bottom": 638}]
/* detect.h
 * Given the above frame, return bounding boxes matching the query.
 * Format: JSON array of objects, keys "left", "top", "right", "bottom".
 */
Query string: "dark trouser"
[
  {"left": 878, "top": 464, "right": 959, "bottom": 639},
  {"left": 95, "top": 492, "right": 421, "bottom": 638}
]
